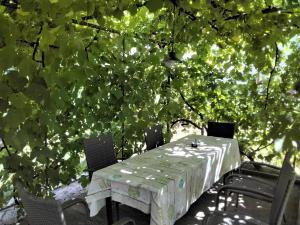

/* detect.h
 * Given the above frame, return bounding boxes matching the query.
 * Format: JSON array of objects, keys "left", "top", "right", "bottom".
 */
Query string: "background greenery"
[{"left": 0, "top": 0, "right": 299, "bottom": 206}]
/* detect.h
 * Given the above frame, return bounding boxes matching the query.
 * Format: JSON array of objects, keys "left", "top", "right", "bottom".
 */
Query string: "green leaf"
[
  {"left": 0, "top": 83, "right": 12, "bottom": 98},
  {"left": 0, "top": 98, "right": 9, "bottom": 111},
  {"left": 113, "top": 9, "right": 124, "bottom": 19},
  {"left": 40, "top": 26, "right": 61, "bottom": 51},
  {"left": 20, "top": 0, "right": 34, "bottom": 11},
  {"left": 146, "top": 0, "right": 164, "bottom": 12},
  {"left": 7, "top": 71, "right": 28, "bottom": 92},
  {"left": 87, "top": 0, "right": 95, "bottom": 16},
  {"left": 4, "top": 108, "right": 27, "bottom": 129},
  {"left": 24, "top": 82, "right": 49, "bottom": 103},
  {"left": 9, "top": 93, "right": 28, "bottom": 109}
]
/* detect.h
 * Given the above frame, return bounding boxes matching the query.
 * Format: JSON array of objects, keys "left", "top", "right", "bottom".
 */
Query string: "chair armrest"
[
  {"left": 240, "top": 168, "right": 300, "bottom": 185},
  {"left": 113, "top": 217, "right": 136, "bottom": 225},
  {"left": 241, "top": 161, "right": 281, "bottom": 171},
  {"left": 218, "top": 185, "right": 274, "bottom": 199},
  {"left": 62, "top": 198, "right": 90, "bottom": 216},
  {"left": 225, "top": 174, "right": 275, "bottom": 187},
  {"left": 216, "top": 185, "right": 273, "bottom": 208},
  {"left": 240, "top": 168, "right": 280, "bottom": 178}
]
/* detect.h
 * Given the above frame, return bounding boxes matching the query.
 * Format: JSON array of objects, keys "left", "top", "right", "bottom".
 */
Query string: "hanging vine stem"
[
  {"left": 84, "top": 29, "right": 100, "bottom": 60},
  {"left": 171, "top": 118, "right": 202, "bottom": 130},
  {"left": 121, "top": 36, "right": 126, "bottom": 160},
  {"left": 179, "top": 91, "right": 204, "bottom": 120},
  {"left": 264, "top": 42, "right": 279, "bottom": 110},
  {"left": 170, "top": 2, "right": 176, "bottom": 53},
  {"left": 44, "top": 132, "right": 50, "bottom": 193},
  {"left": 32, "top": 25, "right": 45, "bottom": 67},
  {"left": 72, "top": 19, "right": 120, "bottom": 34}
]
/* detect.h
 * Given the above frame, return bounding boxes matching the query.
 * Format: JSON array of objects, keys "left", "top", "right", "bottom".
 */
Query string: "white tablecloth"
[{"left": 86, "top": 134, "right": 240, "bottom": 225}]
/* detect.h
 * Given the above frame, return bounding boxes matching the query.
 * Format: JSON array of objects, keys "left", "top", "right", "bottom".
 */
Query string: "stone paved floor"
[
  {"left": 13, "top": 179, "right": 300, "bottom": 225},
  {"left": 93, "top": 182, "right": 300, "bottom": 225}
]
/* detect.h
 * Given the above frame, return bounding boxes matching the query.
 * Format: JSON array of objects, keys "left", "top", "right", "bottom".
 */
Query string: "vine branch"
[
  {"left": 171, "top": 118, "right": 202, "bottom": 130},
  {"left": 17, "top": 39, "right": 59, "bottom": 49},
  {"left": 179, "top": 91, "right": 204, "bottom": 120},
  {"left": 264, "top": 42, "right": 279, "bottom": 109},
  {"left": 72, "top": 19, "right": 120, "bottom": 34},
  {"left": 251, "top": 140, "right": 275, "bottom": 154}
]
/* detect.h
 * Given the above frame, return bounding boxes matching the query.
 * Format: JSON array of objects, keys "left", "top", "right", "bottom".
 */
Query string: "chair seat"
[
  {"left": 230, "top": 176, "right": 274, "bottom": 190},
  {"left": 227, "top": 176, "right": 275, "bottom": 201},
  {"left": 64, "top": 208, "right": 98, "bottom": 225},
  {"left": 205, "top": 211, "right": 268, "bottom": 225}
]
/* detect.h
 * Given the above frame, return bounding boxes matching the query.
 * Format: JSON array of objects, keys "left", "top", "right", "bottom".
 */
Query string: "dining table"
[{"left": 86, "top": 134, "right": 241, "bottom": 225}]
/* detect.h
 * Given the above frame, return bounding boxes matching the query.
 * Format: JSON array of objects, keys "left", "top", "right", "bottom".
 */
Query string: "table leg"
[{"left": 106, "top": 197, "right": 113, "bottom": 225}]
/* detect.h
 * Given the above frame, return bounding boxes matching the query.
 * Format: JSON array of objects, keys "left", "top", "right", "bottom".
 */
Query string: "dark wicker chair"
[
  {"left": 204, "top": 158, "right": 296, "bottom": 225},
  {"left": 144, "top": 125, "right": 164, "bottom": 150},
  {"left": 207, "top": 121, "right": 235, "bottom": 139},
  {"left": 83, "top": 133, "right": 120, "bottom": 219},
  {"left": 16, "top": 182, "right": 135, "bottom": 225},
  {"left": 83, "top": 133, "right": 117, "bottom": 181}
]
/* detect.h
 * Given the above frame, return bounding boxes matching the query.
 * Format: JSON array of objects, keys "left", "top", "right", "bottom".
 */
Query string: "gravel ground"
[{"left": 0, "top": 181, "right": 86, "bottom": 225}]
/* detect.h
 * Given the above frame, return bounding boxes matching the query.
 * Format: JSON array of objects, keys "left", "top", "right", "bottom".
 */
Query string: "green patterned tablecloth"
[{"left": 86, "top": 134, "right": 240, "bottom": 225}]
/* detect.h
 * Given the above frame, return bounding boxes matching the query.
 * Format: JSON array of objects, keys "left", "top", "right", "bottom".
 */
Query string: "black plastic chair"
[
  {"left": 237, "top": 150, "right": 300, "bottom": 184},
  {"left": 207, "top": 121, "right": 235, "bottom": 139},
  {"left": 215, "top": 151, "right": 295, "bottom": 209},
  {"left": 220, "top": 151, "right": 299, "bottom": 214},
  {"left": 16, "top": 182, "right": 135, "bottom": 225},
  {"left": 204, "top": 158, "right": 296, "bottom": 225},
  {"left": 225, "top": 150, "right": 293, "bottom": 185},
  {"left": 83, "top": 133, "right": 117, "bottom": 181},
  {"left": 236, "top": 149, "right": 300, "bottom": 184},
  {"left": 144, "top": 125, "right": 164, "bottom": 150}
]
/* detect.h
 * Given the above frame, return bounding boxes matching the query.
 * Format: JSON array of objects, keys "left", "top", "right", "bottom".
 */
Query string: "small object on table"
[{"left": 191, "top": 139, "right": 198, "bottom": 147}]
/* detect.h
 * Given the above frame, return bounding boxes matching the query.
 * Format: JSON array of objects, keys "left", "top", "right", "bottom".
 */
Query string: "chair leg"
[
  {"left": 235, "top": 193, "right": 239, "bottom": 209},
  {"left": 115, "top": 202, "right": 120, "bottom": 220},
  {"left": 106, "top": 197, "right": 113, "bottom": 225},
  {"left": 283, "top": 214, "right": 287, "bottom": 224},
  {"left": 222, "top": 172, "right": 230, "bottom": 184},
  {"left": 202, "top": 213, "right": 210, "bottom": 225},
  {"left": 224, "top": 191, "right": 228, "bottom": 211},
  {"left": 222, "top": 173, "right": 227, "bottom": 184},
  {"left": 216, "top": 190, "right": 227, "bottom": 211},
  {"left": 215, "top": 192, "right": 221, "bottom": 211}
]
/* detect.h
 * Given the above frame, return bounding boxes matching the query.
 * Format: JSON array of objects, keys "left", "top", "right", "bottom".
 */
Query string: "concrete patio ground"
[{"left": 91, "top": 182, "right": 300, "bottom": 225}]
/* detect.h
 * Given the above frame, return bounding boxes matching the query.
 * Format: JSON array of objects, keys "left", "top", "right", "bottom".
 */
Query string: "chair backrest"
[
  {"left": 269, "top": 156, "right": 296, "bottom": 225},
  {"left": 144, "top": 125, "right": 164, "bottom": 150},
  {"left": 83, "top": 133, "right": 117, "bottom": 175},
  {"left": 16, "top": 183, "right": 66, "bottom": 225},
  {"left": 207, "top": 121, "right": 235, "bottom": 139},
  {"left": 281, "top": 150, "right": 293, "bottom": 169}
]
